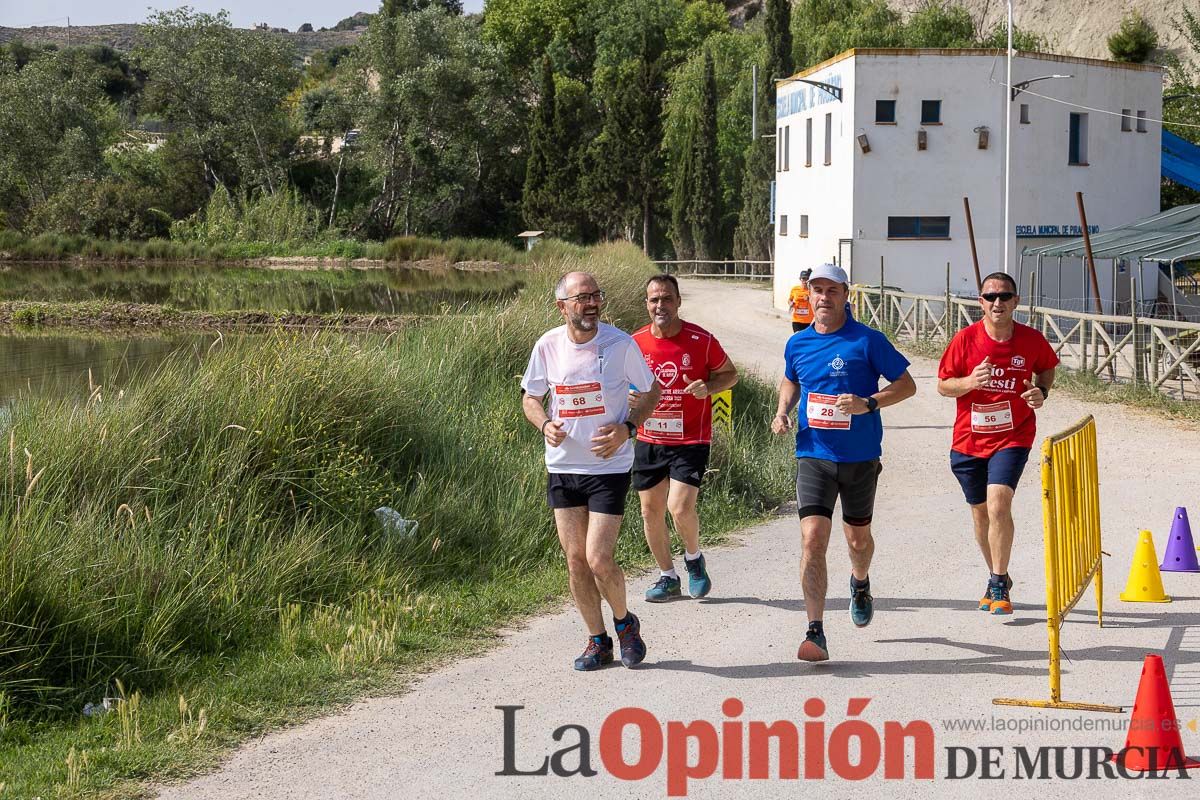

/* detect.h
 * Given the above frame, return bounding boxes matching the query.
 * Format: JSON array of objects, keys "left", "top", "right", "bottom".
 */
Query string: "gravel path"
[{"left": 157, "top": 278, "right": 1200, "bottom": 799}]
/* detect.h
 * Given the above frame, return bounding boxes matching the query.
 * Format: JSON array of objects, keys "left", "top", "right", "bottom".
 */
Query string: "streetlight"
[{"left": 1001, "top": 0, "right": 1073, "bottom": 274}]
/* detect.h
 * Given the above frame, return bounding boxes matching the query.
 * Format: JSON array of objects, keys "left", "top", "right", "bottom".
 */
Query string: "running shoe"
[
  {"left": 979, "top": 573, "right": 1013, "bottom": 612},
  {"left": 573, "top": 636, "right": 613, "bottom": 671},
  {"left": 645, "top": 574, "right": 682, "bottom": 603},
  {"left": 615, "top": 614, "right": 646, "bottom": 668},
  {"left": 797, "top": 627, "right": 829, "bottom": 662},
  {"left": 685, "top": 554, "right": 712, "bottom": 598},
  {"left": 988, "top": 580, "right": 1013, "bottom": 616},
  {"left": 850, "top": 577, "right": 874, "bottom": 628}
]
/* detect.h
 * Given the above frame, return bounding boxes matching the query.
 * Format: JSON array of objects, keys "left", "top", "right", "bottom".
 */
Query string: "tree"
[
  {"left": 587, "top": 54, "right": 665, "bottom": 251},
  {"left": 136, "top": 9, "right": 299, "bottom": 195},
  {"left": 523, "top": 56, "right": 560, "bottom": 230},
  {"left": 764, "top": 0, "right": 793, "bottom": 101},
  {"left": 688, "top": 48, "right": 720, "bottom": 260},
  {"left": 298, "top": 84, "right": 356, "bottom": 226},
  {"left": 903, "top": 0, "right": 976, "bottom": 48},
  {"left": 1108, "top": 11, "right": 1158, "bottom": 63},
  {"left": 350, "top": 7, "right": 522, "bottom": 237},
  {"left": 0, "top": 48, "right": 120, "bottom": 229},
  {"left": 383, "top": 0, "right": 464, "bottom": 15},
  {"left": 790, "top": 0, "right": 903, "bottom": 70}
]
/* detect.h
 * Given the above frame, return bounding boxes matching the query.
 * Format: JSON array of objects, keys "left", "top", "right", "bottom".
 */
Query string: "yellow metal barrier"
[
  {"left": 994, "top": 415, "right": 1123, "bottom": 713},
  {"left": 710, "top": 390, "right": 733, "bottom": 437}
]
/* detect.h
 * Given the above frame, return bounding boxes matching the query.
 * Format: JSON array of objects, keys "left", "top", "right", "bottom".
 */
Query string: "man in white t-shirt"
[{"left": 521, "top": 271, "right": 661, "bottom": 671}]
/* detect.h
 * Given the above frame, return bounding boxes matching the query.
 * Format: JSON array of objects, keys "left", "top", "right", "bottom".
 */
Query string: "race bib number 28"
[
  {"left": 806, "top": 392, "right": 851, "bottom": 430},
  {"left": 555, "top": 382, "right": 606, "bottom": 418}
]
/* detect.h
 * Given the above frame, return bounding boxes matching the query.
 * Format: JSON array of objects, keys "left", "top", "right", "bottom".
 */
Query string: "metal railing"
[
  {"left": 994, "top": 416, "right": 1121, "bottom": 713},
  {"left": 653, "top": 260, "right": 773, "bottom": 280}
]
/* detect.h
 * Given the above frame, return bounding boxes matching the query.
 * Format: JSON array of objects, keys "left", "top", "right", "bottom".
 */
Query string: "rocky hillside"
[
  {"left": 0, "top": 24, "right": 363, "bottom": 59},
  {"left": 1, "top": 1, "right": 1192, "bottom": 64}
]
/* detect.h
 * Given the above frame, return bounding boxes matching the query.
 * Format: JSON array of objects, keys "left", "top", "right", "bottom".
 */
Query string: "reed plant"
[{"left": 0, "top": 241, "right": 793, "bottom": 795}]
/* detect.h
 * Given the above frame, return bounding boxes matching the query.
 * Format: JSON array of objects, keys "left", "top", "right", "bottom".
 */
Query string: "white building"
[{"left": 772, "top": 49, "right": 1164, "bottom": 310}]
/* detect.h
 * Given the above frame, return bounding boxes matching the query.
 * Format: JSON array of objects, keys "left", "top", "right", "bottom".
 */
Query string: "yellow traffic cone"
[{"left": 1120, "top": 530, "right": 1172, "bottom": 603}]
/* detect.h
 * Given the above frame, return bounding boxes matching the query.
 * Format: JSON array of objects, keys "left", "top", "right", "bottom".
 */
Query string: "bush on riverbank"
[{"left": 0, "top": 241, "right": 793, "bottom": 795}]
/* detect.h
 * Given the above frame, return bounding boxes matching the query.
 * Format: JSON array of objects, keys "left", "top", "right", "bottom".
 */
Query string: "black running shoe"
[
  {"left": 615, "top": 614, "right": 646, "bottom": 668},
  {"left": 573, "top": 636, "right": 613, "bottom": 671},
  {"left": 850, "top": 577, "right": 874, "bottom": 628},
  {"left": 797, "top": 627, "right": 829, "bottom": 662}
]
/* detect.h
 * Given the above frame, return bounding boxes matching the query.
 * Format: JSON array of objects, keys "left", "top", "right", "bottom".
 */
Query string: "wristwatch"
[
  {"left": 865, "top": 396, "right": 879, "bottom": 413},
  {"left": 625, "top": 421, "right": 638, "bottom": 440},
  {"left": 1036, "top": 385, "right": 1049, "bottom": 400}
]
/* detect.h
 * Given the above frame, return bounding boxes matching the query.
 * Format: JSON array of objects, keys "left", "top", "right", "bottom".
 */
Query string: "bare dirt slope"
[{"left": 156, "top": 278, "right": 1200, "bottom": 798}]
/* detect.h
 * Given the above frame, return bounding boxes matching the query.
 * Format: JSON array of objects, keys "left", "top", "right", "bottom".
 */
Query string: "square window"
[
  {"left": 800, "top": 215, "right": 809, "bottom": 237},
  {"left": 779, "top": 214, "right": 788, "bottom": 236},
  {"left": 921, "top": 99, "right": 941, "bottom": 124},
  {"left": 1137, "top": 110, "right": 1147, "bottom": 133},
  {"left": 1019, "top": 103, "right": 1030, "bottom": 124},
  {"left": 1121, "top": 109, "right": 1132, "bottom": 132},
  {"left": 875, "top": 100, "right": 896, "bottom": 124}
]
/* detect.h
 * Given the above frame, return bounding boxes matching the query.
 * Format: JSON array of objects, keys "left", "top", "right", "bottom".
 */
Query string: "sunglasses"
[{"left": 980, "top": 292, "right": 1016, "bottom": 303}]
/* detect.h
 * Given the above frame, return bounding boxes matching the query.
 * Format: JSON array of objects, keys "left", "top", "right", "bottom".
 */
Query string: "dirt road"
[{"left": 158, "top": 278, "right": 1200, "bottom": 799}]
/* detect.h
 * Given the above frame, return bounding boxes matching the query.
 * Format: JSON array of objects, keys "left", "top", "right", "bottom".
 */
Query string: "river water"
[{"left": 0, "top": 262, "right": 522, "bottom": 405}]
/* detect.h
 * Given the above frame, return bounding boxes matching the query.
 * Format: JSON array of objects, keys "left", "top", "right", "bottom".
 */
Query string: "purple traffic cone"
[{"left": 1162, "top": 507, "right": 1200, "bottom": 573}]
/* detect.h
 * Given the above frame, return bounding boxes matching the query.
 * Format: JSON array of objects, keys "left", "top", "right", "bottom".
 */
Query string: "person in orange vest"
[{"left": 788, "top": 269, "right": 814, "bottom": 332}]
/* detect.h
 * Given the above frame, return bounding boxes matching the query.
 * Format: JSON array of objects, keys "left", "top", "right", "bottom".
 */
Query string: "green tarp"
[{"left": 1021, "top": 204, "right": 1200, "bottom": 263}]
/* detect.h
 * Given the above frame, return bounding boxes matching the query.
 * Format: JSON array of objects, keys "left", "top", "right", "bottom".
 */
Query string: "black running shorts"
[
  {"left": 795, "top": 457, "right": 882, "bottom": 526},
  {"left": 547, "top": 472, "right": 631, "bottom": 515},
  {"left": 631, "top": 442, "right": 711, "bottom": 491}
]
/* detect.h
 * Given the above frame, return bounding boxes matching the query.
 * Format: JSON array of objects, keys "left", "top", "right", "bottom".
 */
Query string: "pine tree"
[
  {"left": 689, "top": 47, "right": 720, "bottom": 260},
  {"left": 522, "top": 55, "right": 558, "bottom": 230},
  {"left": 669, "top": 119, "right": 697, "bottom": 260},
  {"left": 732, "top": 0, "right": 792, "bottom": 261}
]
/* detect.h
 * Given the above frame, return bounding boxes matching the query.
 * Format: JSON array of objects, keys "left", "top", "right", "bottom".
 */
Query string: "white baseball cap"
[{"left": 807, "top": 263, "right": 848, "bottom": 285}]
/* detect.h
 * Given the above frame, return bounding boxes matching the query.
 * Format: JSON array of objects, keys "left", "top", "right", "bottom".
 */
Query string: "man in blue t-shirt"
[{"left": 772, "top": 263, "right": 916, "bottom": 662}]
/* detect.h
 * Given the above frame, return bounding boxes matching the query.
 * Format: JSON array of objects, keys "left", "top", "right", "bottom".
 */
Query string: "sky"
[{"left": 0, "top": 1, "right": 485, "bottom": 29}]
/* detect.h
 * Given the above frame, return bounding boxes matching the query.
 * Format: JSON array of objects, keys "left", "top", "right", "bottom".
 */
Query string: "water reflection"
[
  {"left": 0, "top": 263, "right": 523, "bottom": 314},
  {"left": 0, "top": 333, "right": 204, "bottom": 408}
]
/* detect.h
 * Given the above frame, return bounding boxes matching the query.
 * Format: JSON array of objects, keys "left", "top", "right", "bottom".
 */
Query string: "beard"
[{"left": 568, "top": 308, "right": 599, "bottom": 331}]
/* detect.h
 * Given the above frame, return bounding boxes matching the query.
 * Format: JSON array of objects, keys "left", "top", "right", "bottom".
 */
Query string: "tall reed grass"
[{"left": 0, "top": 241, "right": 792, "bottom": 794}]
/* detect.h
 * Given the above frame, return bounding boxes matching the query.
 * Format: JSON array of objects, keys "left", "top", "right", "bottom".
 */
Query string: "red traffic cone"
[{"left": 1113, "top": 654, "right": 1200, "bottom": 771}]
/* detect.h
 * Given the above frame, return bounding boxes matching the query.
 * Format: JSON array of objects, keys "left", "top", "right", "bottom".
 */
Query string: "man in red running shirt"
[
  {"left": 937, "top": 272, "right": 1059, "bottom": 616},
  {"left": 631, "top": 274, "right": 739, "bottom": 602}
]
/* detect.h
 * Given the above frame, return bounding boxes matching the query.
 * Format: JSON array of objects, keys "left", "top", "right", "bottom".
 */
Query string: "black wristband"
[
  {"left": 540, "top": 419, "right": 552, "bottom": 433},
  {"left": 1037, "top": 385, "right": 1049, "bottom": 400},
  {"left": 624, "top": 420, "right": 637, "bottom": 440},
  {"left": 865, "top": 396, "right": 879, "bottom": 413}
]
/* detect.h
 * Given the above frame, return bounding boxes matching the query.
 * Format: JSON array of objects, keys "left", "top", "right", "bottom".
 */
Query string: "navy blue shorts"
[{"left": 949, "top": 447, "right": 1031, "bottom": 506}]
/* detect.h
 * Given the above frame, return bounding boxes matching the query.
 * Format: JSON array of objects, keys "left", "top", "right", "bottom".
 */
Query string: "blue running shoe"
[
  {"left": 645, "top": 574, "right": 682, "bottom": 603},
  {"left": 850, "top": 577, "right": 874, "bottom": 628},
  {"left": 797, "top": 627, "right": 829, "bottom": 662},
  {"left": 573, "top": 635, "right": 613, "bottom": 671},
  {"left": 685, "top": 554, "right": 712, "bottom": 598},
  {"left": 615, "top": 614, "right": 646, "bottom": 668}
]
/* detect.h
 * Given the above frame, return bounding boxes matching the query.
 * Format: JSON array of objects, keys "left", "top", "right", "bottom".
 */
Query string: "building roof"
[
  {"left": 1021, "top": 204, "right": 1200, "bottom": 263},
  {"left": 516, "top": 231, "right": 545, "bottom": 238},
  {"left": 780, "top": 48, "right": 1164, "bottom": 84}
]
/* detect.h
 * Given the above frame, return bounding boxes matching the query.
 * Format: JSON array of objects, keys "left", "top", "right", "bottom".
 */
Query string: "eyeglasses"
[
  {"left": 980, "top": 292, "right": 1016, "bottom": 303},
  {"left": 559, "top": 291, "right": 606, "bottom": 304}
]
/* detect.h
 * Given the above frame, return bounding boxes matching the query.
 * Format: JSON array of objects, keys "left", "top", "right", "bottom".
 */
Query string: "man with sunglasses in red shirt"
[{"left": 936, "top": 272, "right": 1059, "bottom": 616}]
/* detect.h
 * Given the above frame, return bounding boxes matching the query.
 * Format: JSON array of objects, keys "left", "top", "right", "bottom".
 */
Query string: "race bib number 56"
[
  {"left": 971, "top": 401, "right": 1013, "bottom": 433},
  {"left": 806, "top": 392, "right": 851, "bottom": 430},
  {"left": 555, "top": 382, "right": 606, "bottom": 418}
]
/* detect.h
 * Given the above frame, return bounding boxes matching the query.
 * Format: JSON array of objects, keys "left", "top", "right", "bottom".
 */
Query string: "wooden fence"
[
  {"left": 854, "top": 285, "right": 1200, "bottom": 400},
  {"left": 653, "top": 260, "right": 773, "bottom": 280}
]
